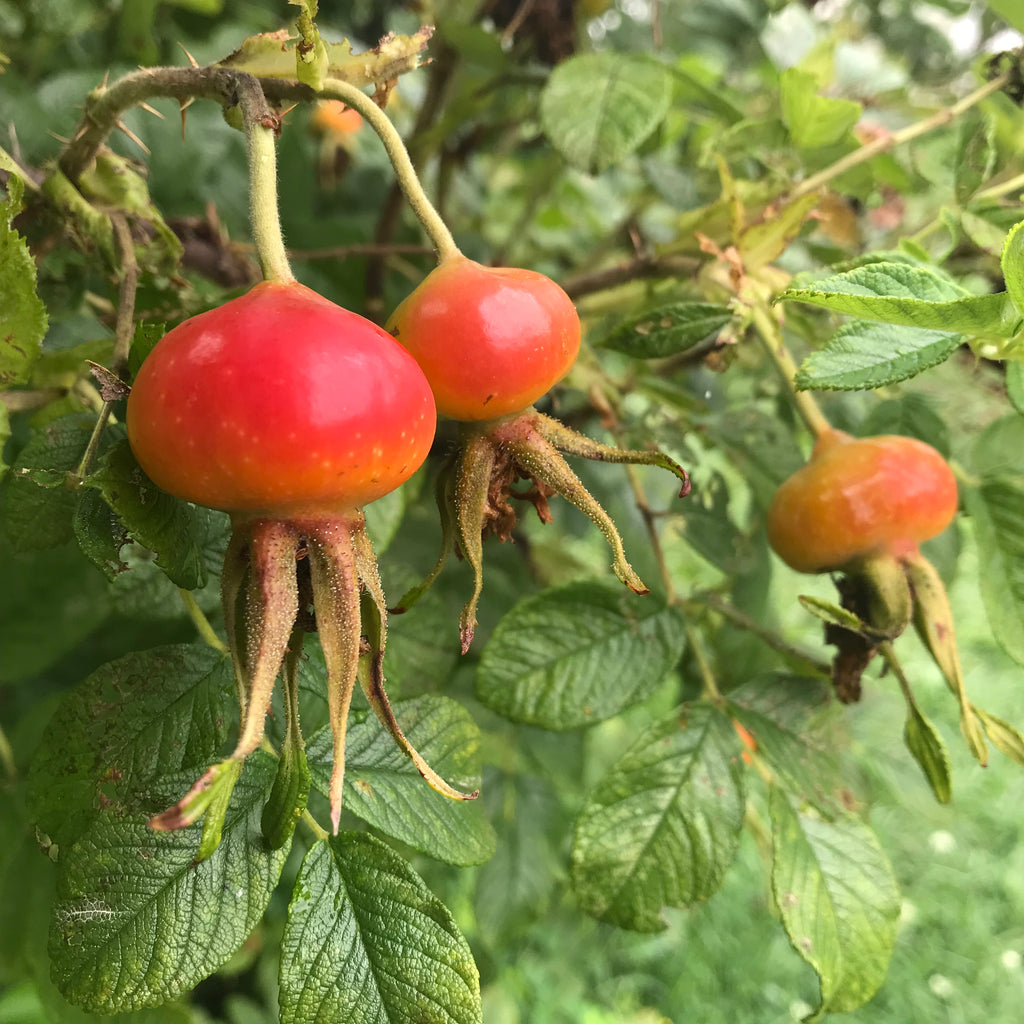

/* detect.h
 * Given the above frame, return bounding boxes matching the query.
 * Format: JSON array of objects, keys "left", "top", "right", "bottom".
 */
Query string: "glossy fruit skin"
[
  {"left": 127, "top": 281, "right": 435, "bottom": 516},
  {"left": 766, "top": 430, "right": 958, "bottom": 574},
  {"left": 385, "top": 256, "right": 581, "bottom": 421}
]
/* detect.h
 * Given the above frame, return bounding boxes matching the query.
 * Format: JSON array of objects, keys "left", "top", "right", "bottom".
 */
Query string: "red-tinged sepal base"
[
  {"left": 150, "top": 511, "right": 476, "bottom": 853},
  {"left": 394, "top": 407, "right": 691, "bottom": 652}
]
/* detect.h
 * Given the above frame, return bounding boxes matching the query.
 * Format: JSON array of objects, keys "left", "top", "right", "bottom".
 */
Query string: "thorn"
[
  {"left": 47, "top": 131, "right": 71, "bottom": 144},
  {"left": 139, "top": 102, "right": 165, "bottom": 120},
  {"left": 179, "top": 97, "right": 194, "bottom": 142},
  {"left": 115, "top": 119, "right": 150, "bottom": 154},
  {"left": 178, "top": 41, "right": 200, "bottom": 68},
  {"left": 99, "top": 70, "right": 109, "bottom": 90},
  {"left": 278, "top": 103, "right": 299, "bottom": 124}
]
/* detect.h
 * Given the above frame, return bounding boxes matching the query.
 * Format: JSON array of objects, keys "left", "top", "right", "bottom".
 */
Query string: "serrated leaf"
[
  {"left": 280, "top": 833, "right": 482, "bottom": 1024},
  {"left": 769, "top": 787, "right": 900, "bottom": 1016},
  {"left": 974, "top": 707, "right": 1024, "bottom": 768},
  {"left": 795, "top": 320, "right": 962, "bottom": 391},
  {"left": 780, "top": 263, "right": 1020, "bottom": 336},
  {"left": 962, "top": 477, "right": 1024, "bottom": 667},
  {"left": 28, "top": 644, "right": 235, "bottom": 848},
  {"left": 600, "top": 302, "right": 731, "bottom": 358},
  {"left": 85, "top": 439, "right": 207, "bottom": 590},
  {"left": 1, "top": 173, "right": 48, "bottom": 387},
  {"left": 798, "top": 594, "right": 868, "bottom": 633},
  {"left": 307, "top": 695, "right": 494, "bottom": 866},
  {"left": 3, "top": 414, "right": 96, "bottom": 550},
  {"left": 779, "top": 68, "right": 862, "bottom": 150},
  {"left": 858, "top": 393, "right": 951, "bottom": 457},
  {"left": 49, "top": 754, "right": 287, "bottom": 1013},
  {"left": 1002, "top": 218, "right": 1024, "bottom": 317},
  {"left": 728, "top": 675, "right": 840, "bottom": 815},
  {"left": 217, "top": 26, "right": 433, "bottom": 86},
  {"left": 903, "top": 702, "right": 952, "bottom": 803},
  {"left": 540, "top": 53, "right": 672, "bottom": 174},
  {"left": 476, "top": 581, "right": 687, "bottom": 730},
  {"left": 74, "top": 485, "right": 130, "bottom": 579},
  {"left": 571, "top": 704, "right": 745, "bottom": 931}
]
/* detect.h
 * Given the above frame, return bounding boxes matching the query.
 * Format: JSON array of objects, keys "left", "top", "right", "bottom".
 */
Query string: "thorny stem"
[
  {"left": 236, "top": 76, "right": 294, "bottom": 284},
  {"left": 320, "top": 77, "right": 461, "bottom": 263},
  {"left": 178, "top": 589, "right": 229, "bottom": 655},
  {"left": 73, "top": 214, "right": 138, "bottom": 483},
  {"left": 750, "top": 298, "right": 832, "bottom": 441},
  {"left": 788, "top": 71, "right": 1012, "bottom": 201}
]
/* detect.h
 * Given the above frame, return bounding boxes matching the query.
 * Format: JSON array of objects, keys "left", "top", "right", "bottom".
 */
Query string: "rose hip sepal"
[
  {"left": 387, "top": 257, "right": 691, "bottom": 650},
  {"left": 129, "top": 280, "right": 476, "bottom": 855}
]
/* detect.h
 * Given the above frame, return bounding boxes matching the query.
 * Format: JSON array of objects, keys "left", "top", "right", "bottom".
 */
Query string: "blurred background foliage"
[{"left": 3, "top": 0, "right": 1024, "bottom": 1021}]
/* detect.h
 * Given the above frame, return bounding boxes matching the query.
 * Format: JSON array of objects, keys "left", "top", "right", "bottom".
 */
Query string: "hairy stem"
[{"left": 320, "top": 77, "right": 460, "bottom": 262}]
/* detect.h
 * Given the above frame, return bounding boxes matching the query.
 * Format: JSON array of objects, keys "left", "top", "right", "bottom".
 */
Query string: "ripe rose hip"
[
  {"left": 385, "top": 255, "right": 581, "bottom": 421},
  {"left": 127, "top": 279, "right": 434, "bottom": 517},
  {"left": 766, "top": 429, "right": 958, "bottom": 574}
]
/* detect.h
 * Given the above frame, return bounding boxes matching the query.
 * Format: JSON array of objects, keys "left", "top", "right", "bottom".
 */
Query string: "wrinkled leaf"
[
  {"left": 571, "top": 704, "right": 745, "bottom": 931},
  {"left": 796, "top": 320, "right": 962, "bottom": 391},
  {"left": 477, "top": 581, "right": 687, "bottom": 730},
  {"left": 770, "top": 787, "right": 900, "bottom": 1016},
  {"left": 307, "top": 695, "right": 495, "bottom": 866},
  {"left": 600, "top": 302, "right": 731, "bottom": 358},
  {"left": 279, "top": 833, "right": 481, "bottom": 1024},
  {"left": 540, "top": 53, "right": 672, "bottom": 173}
]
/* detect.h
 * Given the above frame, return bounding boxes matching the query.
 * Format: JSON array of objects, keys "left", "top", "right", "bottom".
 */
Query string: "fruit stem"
[
  {"left": 301, "top": 808, "right": 330, "bottom": 841},
  {"left": 178, "top": 588, "right": 229, "bottom": 655},
  {"left": 321, "top": 77, "right": 461, "bottom": 263},
  {"left": 750, "top": 298, "right": 832, "bottom": 441},
  {"left": 236, "top": 76, "right": 295, "bottom": 284}
]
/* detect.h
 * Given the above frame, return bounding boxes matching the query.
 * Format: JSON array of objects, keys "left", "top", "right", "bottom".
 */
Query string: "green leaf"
[
  {"left": 903, "top": 702, "right": 952, "bottom": 804},
  {"left": 364, "top": 471, "right": 422, "bottom": 556},
  {"left": 28, "top": 644, "right": 235, "bottom": 848},
  {"left": 49, "top": 754, "right": 287, "bottom": 1013},
  {"left": 954, "top": 111, "right": 996, "bottom": 205},
  {"left": 1001, "top": 217, "right": 1024, "bottom": 317},
  {"left": 780, "top": 263, "right": 1020, "bottom": 336},
  {"left": 769, "top": 787, "right": 900, "bottom": 1016},
  {"left": 599, "top": 302, "right": 731, "bottom": 359},
  {"left": 0, "top": 539, "right": 112, "bottom": 684},
  {"left": 85, "top": 439, "right": 208, "bottom": 590},
  {"left": 0, "top": 401, "right": 9, "bottom": 483},
  {"left": 540, "top": 53, "right": 672, "bottom": 174},
  {"left": 779, "top": 68, "right": 862, "bottom": 150},
  {"left": 0, "top": 173, "right": 48, "bottom": 387},
  {"left": 73, "top": 485, "right": 130, "bottom": 580},
  {"left": 962, "top": 476, "right": 1024, "bottom": 667},
  {"left": 858, "top": 393, "right": 951, "bottom": 457},
  {"left": 571, "top": 704, "right": 745, "bottom": 931},
  {"left": 279, "top": 833, "right": 482, "bottom": 1024},
  {"left": 307, "top": 695, "right": 495, "bottom": 866},
  {"left": 727, "top": 675, "right": 841, "bottom": 816},
  {"left": 218, "top": 27, "right": 433, "bottom": 87},
  {"left": 476, "top": 581, "right": 687, "bottom": 730},
  {"left": 795, "top": 320, "right": 962, "bottom": 391},
  {"left": 3, "top": 414, "right": 95, "bottom": 550}
]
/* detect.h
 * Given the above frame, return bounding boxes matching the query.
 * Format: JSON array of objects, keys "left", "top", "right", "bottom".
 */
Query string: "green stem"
[
  {"left": 789, "top": 72, "right": 1011, "bottom": 201},
  {"left": 178, "top": 589, "right": 229, "bottom": 654},
  {"left": 235, "top": 76, "right": 294, "bottom": 283},
  {"left": 685, "top": 620, "right": 722, "bottom": 703},
  {"left": 976, "top": 169, "right": 1024, "bottom": 203},
  {"left": 750, "top": 299, "right": 832, "bottom": 441},
  {"left": 321, "top": 77, "right": 461, "bottom": 263},
  {"left": 302, "top": 808, "right": 330, "bottom": 840},
  {"left": 692, "top": 592, "right": 831, "bottom": 678}
]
